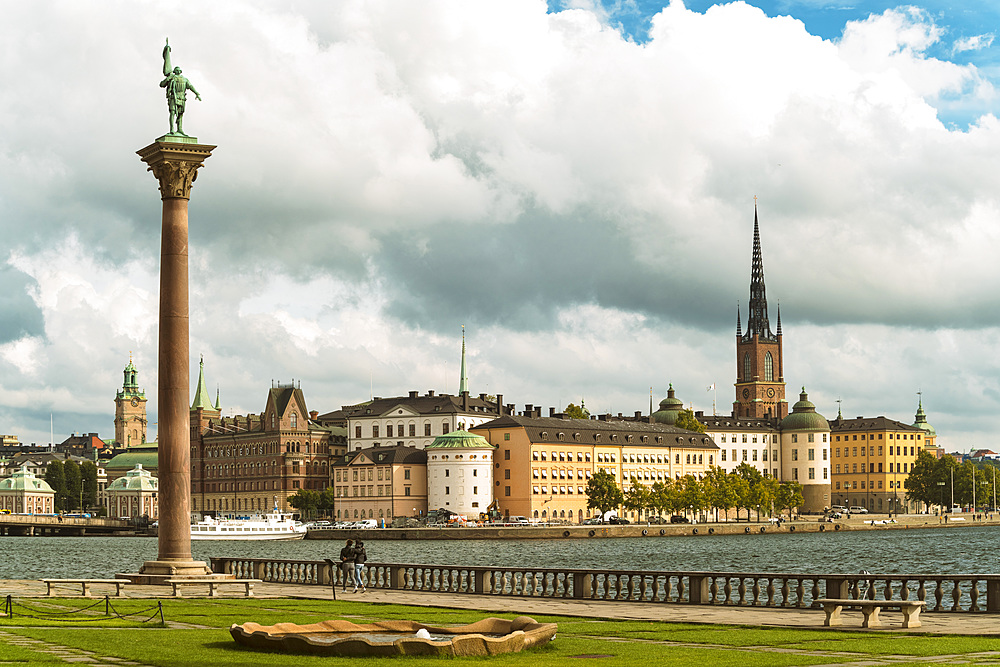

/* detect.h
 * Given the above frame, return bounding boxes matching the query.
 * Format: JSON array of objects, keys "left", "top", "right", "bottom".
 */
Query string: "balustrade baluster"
[
  {"left": 810, "top": 579, "right": 820, "bottom": 608},
  {"left": 795, "top": 579, "right": 805, "bottom": 608},
  {"left": 677, "top": 576, "right": 686, "bottom": 603},
  {"left": 738, "top": 577, "right": 747, "bottom": 605},
  {"left": 723, "top": 577, "right": 733, "bottom": 604},
  {"left": 952, "top": 579, "right": 962, "bottom": 612},
  {"left": 766, "top": 578, "right": 775, "bottom": 606},
  {"left": 780, "top": 578, "right": 790, "bottom": 607},
  {"left": 709, "top": 576, "right": 719, "bottom": 604},
  {"left": 970, "top": 580, "right": 981, "bottom": 612},
  {"left": 883, "top": 579, "right": 893, "bottom": 601},
  {"left": 753, "top": 577, "right": 762, "bottom": 606}
]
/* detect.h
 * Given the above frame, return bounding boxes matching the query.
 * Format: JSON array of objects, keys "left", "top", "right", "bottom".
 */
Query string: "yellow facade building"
[{"left": 473, "top": 415, "right": 718, "bottom": 523}]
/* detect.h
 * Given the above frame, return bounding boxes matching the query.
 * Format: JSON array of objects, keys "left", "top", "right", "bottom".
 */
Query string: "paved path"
[{"left": 0, "top": 579, "right": 994, "bottom": 635}]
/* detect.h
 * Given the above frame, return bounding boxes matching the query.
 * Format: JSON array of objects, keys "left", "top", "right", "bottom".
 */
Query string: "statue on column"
[{"left": 160, "top": 38, "right": 201, "bottom": 136}]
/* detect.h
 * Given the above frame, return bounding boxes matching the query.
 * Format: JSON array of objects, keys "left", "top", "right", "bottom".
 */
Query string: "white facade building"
[{"left": 425, "top": 430, "right": 495, "bottom": 520}]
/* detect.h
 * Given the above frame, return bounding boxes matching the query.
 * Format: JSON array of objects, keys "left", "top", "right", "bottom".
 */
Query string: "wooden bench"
[
  {"left": 165, "top": 577, "right": 261, "bottom": 598},
  {"left": 817, "top": 598, "right": 926, "bottom": 628},
  {"left": 41, "top": 579, "right": 128, "bottom": 597}
]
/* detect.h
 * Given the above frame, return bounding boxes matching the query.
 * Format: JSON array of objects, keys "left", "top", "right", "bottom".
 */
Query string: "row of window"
[
  {"left": 336, "top": 485, "right": 413, "bottom": 497},
  {"left": 532, "top": 468, "right": 592, "bottom": 480},
  {"left": 836, "top": 479, "right": 903, "bottom": 490},
  {"left": 533, "top": 485, "right": 584, "bottom": 494},
  {"left": 834, "top": 462, "right": 911, "bottom": 474},
  {"left": 833, "top": 433, "right": 922, "bottom": 442},
  {"left": 202, "top": 441, "right": 322, "bottom": 458},
  {"left": 717, "top": 433, "right": 782, "bottom": 444},
  {"left": 335, "top": 467, "right": 393, "bottom": 482},
  {"left": 835, "top": 446, "right": 917, "bottom": 458},
  {"left": 358, "top": 423, "right": 445, "bottom": 438}
]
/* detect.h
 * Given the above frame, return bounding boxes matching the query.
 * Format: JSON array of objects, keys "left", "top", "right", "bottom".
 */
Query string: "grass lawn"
[{"left": 2, "top": 598, "right": 1000, "bottom": 666}]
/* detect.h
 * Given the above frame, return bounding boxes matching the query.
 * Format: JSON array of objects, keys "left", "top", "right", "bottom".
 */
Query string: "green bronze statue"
[{"left": 160, "top": 38, "right": 201, "bottom": 136}]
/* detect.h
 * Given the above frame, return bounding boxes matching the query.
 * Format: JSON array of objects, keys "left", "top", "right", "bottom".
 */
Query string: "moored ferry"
[{"left": 190, "top": 508, "right": 307, "bottom": 541}]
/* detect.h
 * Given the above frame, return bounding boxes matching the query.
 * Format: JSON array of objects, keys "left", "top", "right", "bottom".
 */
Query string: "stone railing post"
[
  {"left": 988, "top": 579, "right": 1000, "bottom": 612},
  {"left": 688, "top": 575, "right": 711, "bottom": 604},
  {"left": 474, "top": 568, "right": 491, "bottom": 594},
  {"left": 255, "top": 561, "right": 267, "bottom": 581},
  {"left": 573, "top": 572, "right": 592, "bottom": 599},
  {"left": 392, "top": 566, "right": 408, "bottom": 590}
]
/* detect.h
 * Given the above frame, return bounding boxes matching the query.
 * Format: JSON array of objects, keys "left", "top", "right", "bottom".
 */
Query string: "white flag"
[{"left": 707, "top": 384, "right": 715, "bottom": 391}]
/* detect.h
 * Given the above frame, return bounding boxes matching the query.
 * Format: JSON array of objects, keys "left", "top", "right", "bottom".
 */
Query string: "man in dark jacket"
[{"left": 339, "top": 539, "right": 355, "bottom": 592}]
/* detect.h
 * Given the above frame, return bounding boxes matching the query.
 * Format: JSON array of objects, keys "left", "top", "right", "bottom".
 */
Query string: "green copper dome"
[
  {"left": 651, "top": 384, "right": 684, "bottom": 425},
  {"left": 912, "top": 398, "right": 936, "bottom": 437},
  {"left": 107, "top": 464, "right": 158, "bottom": 492},
  {"left": 779, "top": 388, "right": 829, "bottom": 431},
  {"left": 426, "top": 430, "right": 494, "bottom": 449},
  {"left": 0, "top": 466, "right": 55, "bottom": 494}
]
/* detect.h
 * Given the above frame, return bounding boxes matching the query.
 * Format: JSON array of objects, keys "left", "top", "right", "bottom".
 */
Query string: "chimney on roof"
[
  {"left": 634, "top": 411, "right": 642, "bottom": 419},
  {"left": 462, "top": 390, "right": 469, "bottom": 411},
  {"left": 549, "top": 407, "right": 555, "bottom": 417},
  {"left": 496, "top": 394, "right": 504, "bottom": 414},
  {"left": 427, "top": 390, "right": 435, "bottom": 397},
  {"left": 479, "top": 393, "right": 487, "bottom": 401},
  {"left": 309, "top": 411, "right": 318, "bottom": 420},
  {"left": 409, "top": 390, "right": 418, "bottom": 398},
  {"left": 525, "top": 404, "right": 533, "bottom": 416}
]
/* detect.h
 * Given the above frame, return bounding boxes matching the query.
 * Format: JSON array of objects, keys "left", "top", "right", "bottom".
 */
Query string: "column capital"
[{"left": 137, "top": 141, "right": 216, "bottom": 200}]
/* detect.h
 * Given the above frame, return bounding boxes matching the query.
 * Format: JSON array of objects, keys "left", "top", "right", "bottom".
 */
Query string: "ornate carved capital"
[{"left": 137, "top": 141, "right": 216, "bottom": 200}]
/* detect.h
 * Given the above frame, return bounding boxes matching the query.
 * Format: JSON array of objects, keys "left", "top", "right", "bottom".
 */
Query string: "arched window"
[
  {"left": 764, "top": 351, "right": 774, "bottom": 382},
  {"left": 290, "top": 412, "right": 297, "bottom": 428},
  {"left": 743, "top": 353, "right": 752, "bottom": 382}
]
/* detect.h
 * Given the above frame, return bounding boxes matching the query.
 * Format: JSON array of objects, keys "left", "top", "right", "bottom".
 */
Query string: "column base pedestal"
[{"left": 117, "top": 559, "right": 215, "bottom": 585}]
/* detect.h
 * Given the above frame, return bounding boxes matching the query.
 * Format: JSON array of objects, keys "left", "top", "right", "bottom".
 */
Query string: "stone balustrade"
[{"left": 208, "top": 557, "right": 1000, "bottom": 612}]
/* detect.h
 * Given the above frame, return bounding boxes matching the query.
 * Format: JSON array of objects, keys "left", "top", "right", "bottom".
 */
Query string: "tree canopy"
[
  {"left": 674, "top": 409, "right": 707, "bottom": 433},
  {"left": 564, "top": 401, "right": 590, "bottom": 419},
  {"left": 585, "top": 470, "right": 624, "bottom": 516}
]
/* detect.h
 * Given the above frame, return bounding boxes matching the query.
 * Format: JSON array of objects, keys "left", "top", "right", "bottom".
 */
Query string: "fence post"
[
  {"left": 987, "top": 579, "right": 1000, "bottom": 612},
  {"left": 392, "top": 566, "right": 408, "bottom": 590},
  {"left": 825, "top": 577, "right": 848, "bottom": 601},
  {"left": 474, "top": 569, "right": 491, "bottom": 594},
  {"left": 688, "top": 575, "right": 711, "bottom": 604},
  {"left": 573, "top": 572, "right": 592, "bottom": 599}
]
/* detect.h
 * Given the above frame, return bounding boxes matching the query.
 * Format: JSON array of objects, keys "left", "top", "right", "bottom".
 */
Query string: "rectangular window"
[
  {"left": 808, "top": 467, "right": 815, "bottom": 480},
  {"left": 742, "top": 450, "right": 748, "bottom": 461},
  {"left": 445, "top": 486, "right": 450, "bottom": 495},
  {"left": 732, "top": 449, "right": 737, "bottom": 461},
  {"left": 372, "top": 425, "right": 379, "bottom": 438},
  {"left": 353, "top": 470, "right": 358, "bottom": 481},
  {"left": 878, "top": 463, "right": 883, "bottom": 472},
  {"left": 762, "top": 449, "right": 768, "bottom": 461},
  {"left": 505, "top": 469, "right": 511, "bottom": 480},
  {"left": 792, "top": 434, "right": 798, "bottom": 443},
  {"left": 409, "top": 424, "right": 416, "bottom": 437},
  {"left": 504, "top": 449, "right": 511, "bottom": 460},
  {"left": 404, "top": 469, "right": 410, "bottom": 480},
  {"left": 404, "top": 487, "right": 410, "bottom": 496},
  {"left": 742, "top": 434, "right": 747, "bottom": 443},
  {"left": 752, "top": 450, "right": 758, "bottom": 462},
  {"left": 387, "top": 424, "right": 393, "bottom": 437},
  {"left": 808, "top": 448, "right": 815, "bottom": 461},
  {"left": 835, "top": 464, "right": 840, "bottom": 474},
  {"left": 823, "top": 468, "right": 828, "bottom": 480},
  {"left": 355, "top": 425, "right": 361, "bottom": 438},
  {"left": 823, "top": 449, "right": 828, "bottom": 461},
  {"left": 721, "top": 450, "right": 727, "bottom": 461},
  {"left": 792, "top": 449, "right": 798, "bottom": 461},
  {"left": 445, "top": 469, "right": 450, "bottom": 477},
  {"left": 504, "top": 432, "right": 510, "bottom": 441},
  {"left": 377, "top": 469, "right": 383, "bottom": 480},
  {"left": 793, "top": 468, "right": 798, "bottom": 480},
  {"left": 425, "top": 423, "right": 431, "bottom": 436},
  {"left": 505, "top": 486, "right": 511, "bottom": 497}
]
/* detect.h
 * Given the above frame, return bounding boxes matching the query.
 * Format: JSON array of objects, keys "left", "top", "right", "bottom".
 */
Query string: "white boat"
[{"left": 190, "top": 508, "right": 307, "bottom": 541}]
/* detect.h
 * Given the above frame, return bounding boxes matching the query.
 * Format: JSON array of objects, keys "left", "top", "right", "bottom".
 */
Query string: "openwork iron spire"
[
  {"left": 744, "top": 204, "right": 777, "bottom": 343},
  {"left": 459, "top": 325, "right": 469, "bottom": 395}
]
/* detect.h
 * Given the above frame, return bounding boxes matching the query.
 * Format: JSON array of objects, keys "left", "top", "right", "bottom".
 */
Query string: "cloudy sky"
[{"left": 2, "top": 0, "right": 999, "bottom": 452}]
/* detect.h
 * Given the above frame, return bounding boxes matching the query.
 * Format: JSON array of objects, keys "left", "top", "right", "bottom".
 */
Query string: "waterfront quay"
[
  {"left": 305, "top": 512, "right": 990, "bottom": 540},
  {"left": 0, "top": 514, "right": 136, "bottom": 536}
]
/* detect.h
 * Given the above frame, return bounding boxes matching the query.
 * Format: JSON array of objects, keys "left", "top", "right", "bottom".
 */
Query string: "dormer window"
[{"left": 290, "top": 412, "right": 297, "bottom": 428}]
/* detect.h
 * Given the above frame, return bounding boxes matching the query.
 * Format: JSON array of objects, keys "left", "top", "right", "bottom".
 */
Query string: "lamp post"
[{"left": 937, "top": 481, "right": 945, "bottom": 514}]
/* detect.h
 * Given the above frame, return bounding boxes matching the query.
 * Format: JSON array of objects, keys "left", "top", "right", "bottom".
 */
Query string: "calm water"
[{"left": 2, "top": 525, "right": 996, "bottom": 579}]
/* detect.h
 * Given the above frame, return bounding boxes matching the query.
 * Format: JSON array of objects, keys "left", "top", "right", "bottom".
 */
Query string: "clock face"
[
  {"left": 742, "top": 388, "right": 750, "bottom": 399},
  {"left": 131, "top": 399, "right": 139, "bottom": 407},
  {"left": 767, "top": 388, "right": 775, "bottom": 398}
]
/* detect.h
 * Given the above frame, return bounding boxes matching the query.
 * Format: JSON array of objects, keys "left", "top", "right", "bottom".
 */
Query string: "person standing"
[
  {"left": 339, "top": 539, "right": 355, "bottom": 592},
  {"left": 353, "top": 541, "right": 368, "bottom": 593}
]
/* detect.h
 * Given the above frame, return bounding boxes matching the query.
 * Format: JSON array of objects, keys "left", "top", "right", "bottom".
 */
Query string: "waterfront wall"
[
  {"left": 305, "top": 519, "right": 943, "bottom": 541},
  {"left": 209, "top": 556, "right": 1000, "bottom": 613}
]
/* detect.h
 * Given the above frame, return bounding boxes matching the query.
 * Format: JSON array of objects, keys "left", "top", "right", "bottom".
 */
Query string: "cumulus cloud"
[
  {"left": 0, "top": 0, "right": 998, "bottom": 451},
  {"left": 953, "top": 33, "right": 994, "bottom": 53}
]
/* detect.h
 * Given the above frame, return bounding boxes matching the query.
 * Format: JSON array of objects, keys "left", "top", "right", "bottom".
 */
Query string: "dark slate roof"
[
  {"left": 699, "top": 415, "right": 779, "bottom": 433},
  {"left": 318, "top": 393, "right": 500, "bottom": 421},
  {"left": 828, "top": 416, "right": 923, "bottom": 433},
  {"left": 473, "top": 415, "right": 718, "bottom": 450},
  {"left": 331, "top": 445, "right": 427, "bottom": 467},
  {"left": 270, "top": 385, "right": 306, "bottom": 417}
]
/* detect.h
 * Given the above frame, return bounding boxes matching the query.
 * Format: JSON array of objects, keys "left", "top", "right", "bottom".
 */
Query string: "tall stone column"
[{"left": 133, "top": 139, "right": 215, "bottom": 582}]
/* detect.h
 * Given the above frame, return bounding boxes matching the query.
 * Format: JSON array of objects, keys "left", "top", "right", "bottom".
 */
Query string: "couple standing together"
[{"left": 339, "top": 539, "right": 368, "bottom": 593}]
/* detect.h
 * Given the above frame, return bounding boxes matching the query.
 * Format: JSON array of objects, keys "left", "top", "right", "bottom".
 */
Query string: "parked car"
[
  {"left": 848, "top": 506, "right": 869, "bottom": 514},
  {"left": 581, "top": 518, "right": 601, "bottom": 525},
  {"left": 670, "top": 515, "right": 690, "bottom": 524},
  {"left": 608, "top": 517, "right": 630, "bottom": 525},
  {"left": 831, "top": 505, "right": 848, "bottom": 513},
  {"left": 508, "top": 516, "right": 530, "bottom": 525}
]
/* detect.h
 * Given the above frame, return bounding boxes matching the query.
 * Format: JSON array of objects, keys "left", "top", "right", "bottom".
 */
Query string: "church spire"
[
  {"left": 459, "top": 326, "right": 469, "bottom": 395},
  {"left": 776, "top": 301, "right": 782, "bottom": 335},
  {"left": 736, "top": 304, "right": 742, "bottom": 336},
  {"left": 214, "top": 385, "right": 221, "bottom": 411},
  {"left": 191, "top": 355, "right": 214, "bottom": 410},
  {"left": 745, "top": 202, "right": 776, "bottom": 342}
]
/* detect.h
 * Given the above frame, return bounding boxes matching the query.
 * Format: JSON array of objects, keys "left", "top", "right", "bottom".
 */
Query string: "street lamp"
[{"left": 937, "top": 481, "right": 946, "bottom": 515}]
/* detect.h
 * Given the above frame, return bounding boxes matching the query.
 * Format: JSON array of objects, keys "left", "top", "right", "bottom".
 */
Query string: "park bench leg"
[
  {"left": 901, "top": 606, "right": 921, "bottom": 629},
  {"left": 172, "top": 584, "right": 184, "bottom": 598},
  {"left": 115, "top": 583, "right": 126, "bottom": 597},
  {"left": 81, "top": 582, "right": 91, "bottom": 597},
  {"left": 209, "top": 583, "right": 219, "bottom": 597},
  {"left": 823, "top": 604, "right": 843, "bottom": 627},
  {"left": 862, "top": 606, "right": 881, "bottom": 628},
  {"left": 245, "top": 582, "right": 254, "bottom": 597},
  {"left": 46, "top": 582, "right": 55, "bottom": 596}
]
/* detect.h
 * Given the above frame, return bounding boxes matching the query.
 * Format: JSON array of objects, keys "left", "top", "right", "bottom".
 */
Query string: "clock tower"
[
  {"left": 734, "top": 205, "right": 788, "bottom": 420},
  {"left": 115, "top": 355, "right": 148, "bottom": 447}
]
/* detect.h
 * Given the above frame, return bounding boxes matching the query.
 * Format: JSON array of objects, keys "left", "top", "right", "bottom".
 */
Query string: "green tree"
[
  {"left": 673, "top": 409, "right": 707, "bottom": 433},
  {"left": 319, "top": 487, "right": 337, "bottom": 516},
  {"left": 734, "top": 463, "right": 762, "bottom": 520},
  {"left": 63, "top": 461, "right": 82, "bottom": 511},
  {"left": 564, "top": 402, "right": 590, "bottom": 419},
  {"left": 80, "top": 461, "right": 98, "bottom": 510},
  {"left": 585, "top": 470, "right": 623, "bottom": 517},
  {"left": 45, "top": 461, "right": 66, "bottom": 512},
  {"left": 650, "top": 479, "right": 679, "bottom": 517},
  {"left": 775, "top": 481, "right": 804, "bottom": 519},
  {"left": 905, "top": 452, "right": 958, "bottom": 510},
  {"left": 288, "top": 489, "right": 321, "bottom": 518},
  {"left": 623, "top": 477, "right": 651, "bottom": 521},
  {"left": 703, "top": 466, "right": 737, "bottom": 521}
]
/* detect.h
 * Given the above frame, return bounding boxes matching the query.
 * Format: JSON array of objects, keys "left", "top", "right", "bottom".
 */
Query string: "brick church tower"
[
  {"left": 733, "top": 206, "right": 788, "bottom": 420},
  {"left": 114, "top": 355, "right": 148, "bottom": 446}
]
